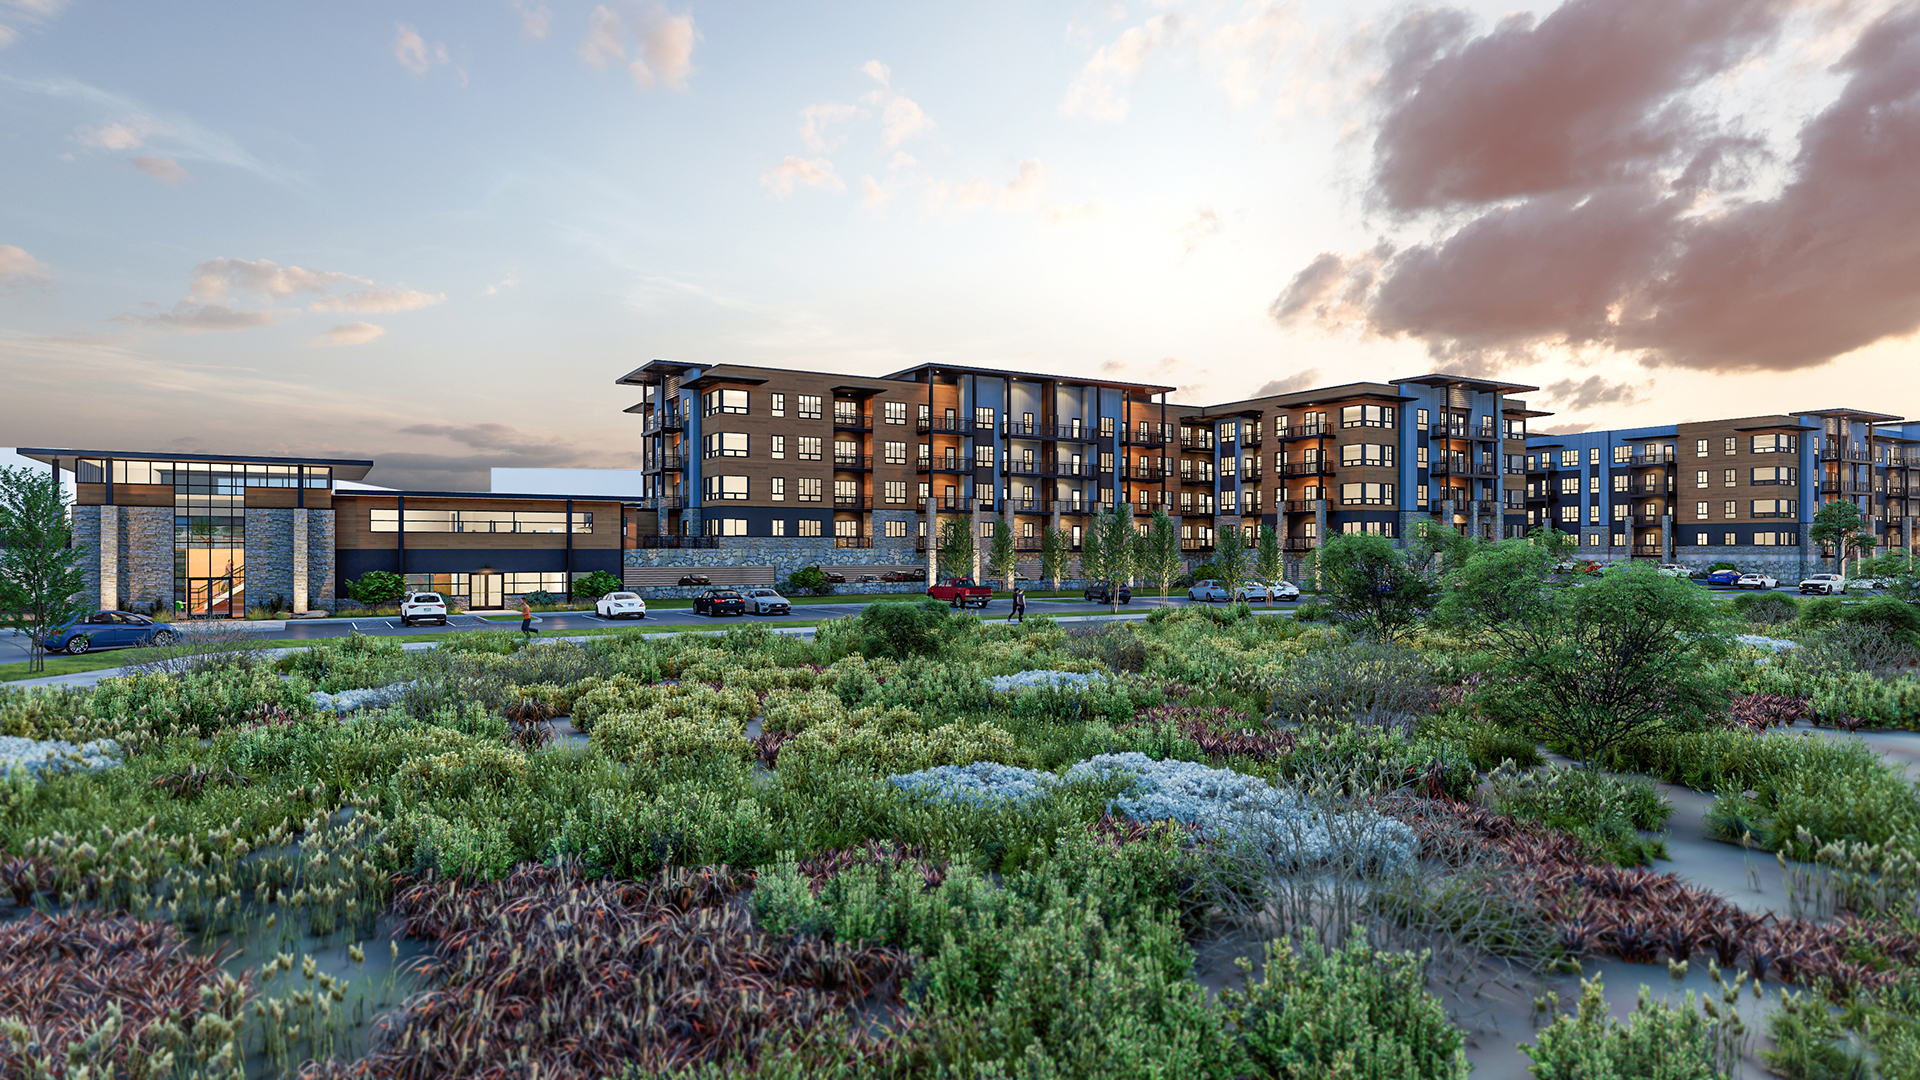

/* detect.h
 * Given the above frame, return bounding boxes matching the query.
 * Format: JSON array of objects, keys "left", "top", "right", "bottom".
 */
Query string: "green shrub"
[
  {"left": 1483, "top": 762, "right": 1671, "bottom": 866},
  {"left": 787, "top": 566, "right": 830, "bottom": 595},
  {"left": 1291, "top": 600, "right": 1330, "bottom": 623},
  {"left": 1762, "top": 989, "right": 1865, "bottom": 1080},
  {"left": 1795, "top": 596, "right": 1844, "bottom": 631},
  {"left": 1840, "top": 595, "right": 1920, "bottom": 647},
  {"left": 347, "top": 571, "right": 406, "bottom": 606},
  {"left": 1224, "top": 929, "right": 1468, "bottom": 1079},
  {"left": 1417, "top": 711, "right": 1543, "bottom": 771},
  {"left": 571, "top": 570, "right": 624, "bottom": 599},
  {"left": 1729, "top": 590, "right": 1799, "bottom": 628},
  {"left": 1521, "top": 977, "right": 1726, "bottom": 1079}
]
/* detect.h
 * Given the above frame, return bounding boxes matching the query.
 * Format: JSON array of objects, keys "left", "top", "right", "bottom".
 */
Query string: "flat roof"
[
  {"left": 332, "top": 489, "right": 632, "bottom": 503},
  {"left": 1391, "top": 373, "right": 1542, "bottom": 393},
  {"left": 17, "top": 447, "right": 375, "bottom": 482},
  {"left": 1189, "top": 382, "right": 1415, "bottom": 415},
  {"left": 879, "top": 362, "right": 1176, "bottom": 395},
  {"left": 1797, "top": 407, "right": 1906, "bottom": 423}
]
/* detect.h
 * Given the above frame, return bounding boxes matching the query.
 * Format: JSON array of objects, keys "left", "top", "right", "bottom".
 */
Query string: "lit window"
[
  {"left": 798, "top": 437, "right": 822, "bottom": 461},
  {"left": 772, "top": 519, "right": 786, "bottom": 536},
  {"left": 771, "top": 435, "right": 785, "bottom": 460},
  {"left": 797, "top": 519, "right": 822, "bottom": 537},
  {"left": 885, "top": 519, "right": 906, "bottom": 537},
  {"left": 771, "top": 478, "right": 785, "bottom": 502},
  {"left": 797, "top": 395, "right": 822, "bottom": 420},
  {"left": 771, "top": 393, "right": 785, "bottom": 417},
  {"left": 702, "top": 389, "right": 748, "bottom": 416},
  {"left": 704, "top": 475, "right": 748, "bottom": 501},
  {"left": 797, "top": 478, "right": 822, "bottom": 502},
  {"left": 703, "top": 432, "right": 748, "bottom": 458},
  {"left": 884, "top": 401, "right": 906, "bottom": 425}
]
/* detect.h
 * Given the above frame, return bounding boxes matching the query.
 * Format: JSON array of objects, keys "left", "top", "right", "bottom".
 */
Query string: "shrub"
[
  {"left": 1521, "top": 977, "right": 1726, "bottom": 1080},
  {"left": 1763, "top": 989, "right": 1866, "bottom": 1080},
  {"left": 522, "top": 589, "right": 560, "bottom": 606},
  {"left": 347, "top": 571, "right": 406, "bottom": 606},
  {"left": 787, "top": 566, "right": 831, "bottom": 595},
  {"left": 1290, "top": 600, "right": 1330, "bottom": 623},
  {"left": 1483, "top": 762, "right": 1671, "bottom": 866},
  {"left": 1795, "top": 595, "right": 1844, "bottom": 631},
  {"left": 571, "top": 570, "right": 624, "bottom": 599},
  {"left": 1729, "top": 590, "right": 1799, "bottom": 628},
  {"left": 1224, "top": 929, "right": 1469, "bottom": 1079},
  {"left": 1263, "top": 641, "right": 1435, "bottom": 732},
  {"left": 1840, "top": 595, "right": 1920, "bottom": 647}
]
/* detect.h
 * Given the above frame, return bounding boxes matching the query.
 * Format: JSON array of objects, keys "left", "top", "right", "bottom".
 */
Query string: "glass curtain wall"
[{"left": 172, "top": 463, "right": 247, "bottom": 618}]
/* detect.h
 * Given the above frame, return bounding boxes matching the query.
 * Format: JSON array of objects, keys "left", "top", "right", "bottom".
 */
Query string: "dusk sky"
[{"left": 4, "top": 0, "right": 1919, "bottom": 489}]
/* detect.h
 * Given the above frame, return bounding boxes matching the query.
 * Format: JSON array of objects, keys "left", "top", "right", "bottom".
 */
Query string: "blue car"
[
  {"left": 1704, "top": 569, "right": 1742, "bottom": 587},
  {"left": 46, "top": 611, "right": 177, "bottom": 654}
]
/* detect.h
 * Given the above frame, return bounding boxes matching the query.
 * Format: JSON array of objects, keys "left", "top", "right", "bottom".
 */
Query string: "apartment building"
[{"left": 1523, "top": 408, "right": 1920, "bottom": 577}]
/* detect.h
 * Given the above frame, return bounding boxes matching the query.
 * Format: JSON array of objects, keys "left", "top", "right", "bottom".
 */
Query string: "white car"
[
  {"left": 1657, "top": 564, "right": 1691, "bottom": 578},
  {"left": 1187, "top": 580, "right": 1232, "bottom": 602},
  {"left": 399, "top": 592, "right": 448, "bottom": 627},
  {"left": 1234, "top": 581, "right": 1273, "bottom": 602},
  {"left": 743, "top": 587, "right": 792, "bottom": 615},
  {"left": 1852, "top": 577, "right": 1888, "bottom": 592},
  {"left": 1798, "top": 573, "right": 1847, "bottom": 595},
  {"left": 595, "top": 591, "right": 648, "bottom": 619},
  {"left": 1735, "top": 573, "right": 1779, "bottom": 590},
  {"left": 1269, "top": 580, "right": 1302, "bottom": 601}
]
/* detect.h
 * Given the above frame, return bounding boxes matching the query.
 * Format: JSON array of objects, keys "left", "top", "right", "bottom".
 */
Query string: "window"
[
  {"left": 834, "top": 479, "right": 858, "bottom": 503},
  {"left": 1724, "top": 469, "right": 1737, "bottom": 487},
  {"left": 1416, "top": 484, "right": 1428, "bottom": 507},
  {"left": 771, "top": 478, "right": 786, "bottom": 502},
  {"left": 1613, "top": 504, "right": 1628, "bottom": 520},
  {"left": 1724, "top": 437, "right": 1737, "bottom": 455},
  {"left": 1339, "top": 404, "right": 1395, "bottom": 428},
  {"left": 1724, "top": 532, "right": 1736, "bottom": 545},
  {"left": 977, "top": 521, "right": 994, "bottom": 538},
  {"left": 1339, "top": 482, "right": 1393, "bottom": 505},
  {"left": 1586, "top": 448, "right": 1598, "bottom": 466},
  {"left": 1751, "top": 466, "right": 1797, "bottom": 486},
  {"left": 1751, "top": 433, "right": 1796, "bottom": 454},
  {"left": 702, "top": 388, "right": 748, "bottom": 416},
  {"left": 797, "top": 478, "right": 822, "bottom": 502},
  {"left": 1694, "top": 532, "right": 1708, "bottom": 546},
  {"left": 884, "top": 480, "right": 905, "bottom": 503},
  {"left": 919, "top": 482, "right": 930, "bottom": 500},
  {"left": 703, "top": 432, "right": 748, "bottom": 458},
  {"left": 1755, "top": 532, "right": 1797, "bottom": 546},
  {"left": 1099, "top": 416, "right": 1116, "bottom": 437},
  {"left": 798, "top": 437, "right": 822, "bottom": 461},
  {"left": 771, "top": 519, "right": 786, "bottom": 537},
  {"left": 833, "top": 400, "right": 861, "bottom": 425},
  {"left": 797, "top": 395, "right": 822, "bottom": 420},
  {"left": 1588, "top": 534, "right": 1603, "bottom": 547},
  {"left": 885, "top": 519, "right": 907, "bottom": 537},
  {"left": 1724, "top": 500, "right": 1737, "bottom": 518},
  {"left": 1695, "top": 501, "right": 1708, "bottom": 518},
  {"left": 1560, "top": 450, "right": 1579, "bottom": 468},
  {"left": 1559, "top": 477, "right": 1580, "bottom": 495},
  {"left": 1222, "top": 490, "right": 1238, "bottom": 512},
  {"left": 884, "top": 441, "right": 906, "bottom": 465},
  {"left": 1696, "top": 439, "right": 1708, "bottom": 457},
  {"left": 834, "top": 440, "right": 860, "bottom": 463},
  {"left": 1416, "top": 446, "right": 1430, "bottom": 468},
  {"left": 1588, "top": 475, "right": 1600, "bottom": 494},
  {"left": 1559, "top": 506, "right": 1579, "bottom": 522},
  {"left": 770, "top": 393, "right": 786, "bottom": 417},
  {"left": 884, "top": 401, "right": 906, "bottom": 425},
  {"left": 703, "top": 475, "right": 748, "bottom": 501},
  {"left": 771, "top": 435, "right": 785, "bottom": 460},
  {"left": 797, "top": 518, "right": 821, "bottom": 537},
  {"left": 1612, "top": 446, "right": 1631, "bottom": 464},
  {"left": 704, "top": 518, "right": 749, "bottom": 536},
  {"left": 977, "top": 444, "right": 995, "bottom": 468},
  {"left": 1340, "top": 443, "right": 1395, "bottom": 467},
  {"left": 1751, "top": 499, "right": 1792, "bottom": 517},
  {"left": 1415, "top": 409, "right": 1429, "bottom": 428},
  {"left": 1340, "top": 521, "right": 1396, "bottom": 536},
  {"left": 1612, "top": 533, "right": 1626, "bottom": 548},
  {"left": 975, "top": 406, "right": 995, "bottom": 430},
  {"left": 1612, "top": 474, "right": 1628, "bottom": 493},
  {"left": 1221, "top": 455, "right": 1237, "bottom": 477},
  {"left": 370, "top": 509, "right": 592, "bottom": 534},
  {"left": 1694, "top": 470, "right": 1707, "bottom": 488}
]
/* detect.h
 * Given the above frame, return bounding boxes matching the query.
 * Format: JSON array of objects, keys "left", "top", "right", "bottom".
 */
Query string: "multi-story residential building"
[{"left": 1523, "top": 408, "right": 1920, "bottom": 576}]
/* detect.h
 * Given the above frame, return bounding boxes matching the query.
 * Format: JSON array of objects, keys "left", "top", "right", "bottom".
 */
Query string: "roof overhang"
[
  {"left": 1391, "top": 373, "right": 1542, "bottom": 394},
  {"left": 879, "top": 362, "right": 1176, "bottom": 395},
  {"left": 17, "top": 447, "right": 375, "bottom": 483},
  {"left": 1798, "top": 407, "right": 1905, "bottom": 423}
]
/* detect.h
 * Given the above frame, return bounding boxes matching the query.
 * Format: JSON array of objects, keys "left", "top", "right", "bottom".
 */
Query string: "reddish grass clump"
[
  {"left": 1386, "top": 797, "right": 1920, "bottom": 994},
  {"left": 307, "top": 859, "right": 915, "bottom": 1079},
  {"left": 0, "top": 911, "right": 246, "bottom": 1077},
  {"left": 1129, "top": 704, "right": 1298, "bottom": 761},
  {"left": 1727, "top": 693, "right": 1812, "bottom": 732},
  {"left": 795, "top": 841, "right": 946, "bottom": 894}
]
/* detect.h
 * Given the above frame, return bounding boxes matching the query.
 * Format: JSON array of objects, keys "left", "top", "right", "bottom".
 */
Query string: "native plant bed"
[{"left": 4, "top": 571, "right": 1920, "bottom": 1078}]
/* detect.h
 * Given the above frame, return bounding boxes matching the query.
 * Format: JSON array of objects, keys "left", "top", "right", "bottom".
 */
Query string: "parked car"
[
  {"left": 1852, "top": 576, "right": 1889, "bottom": 592},
  {"left": 907, "top": 568, "right": 927, "bottom": 582},
  {"left": 1735, "top": 573, "right": 1779, "bottom": 590},
  {"left": 1084, "top": 583, "right": 1131, "bottom": 604},
  {"left": 1269, "top": 580, "right": 1302, "bottom": 602},
  {"left": 692, "top": 588, "right": 746, "bottom": 616},
  {"left": 594, "top": 591, "right": 648, "bottom": 619},
  {"left": 1705, "top": 568, "right": 1744, "bottom": 587},
  {"left": 1187, "top": 580, "right": 1232, "bottom": 602},
  {"left": 880, "top": 571, "right": 909, "bottom": 582},
  {"left": 1799, "top": 573, "right": 1847, "bottom": 595},
  {"left": 47, "top": 611, "right": 176, "bottom": 654},
  {"left": 677, "top": 574, "right": 711, "bottom": 587},
  {"left": 743, "top": 587, "right": 792, "bottom": 615},
  {"left": 927, "top": 577, "right": 993, "bottom": 608},
  {"left": 856, "top": 575, "right": 880, "bottom": 584},
  {"left": 399, "top": 592, "right": 448, "bottom": 627},
  {"left": 1236, "top": 580, "right": 1301, "bottom": 602},
  {"left": 820, "top": 569, "right": 847, "bottom": 584},
  {"left": 1657, "top": 564, "right": 1691, "bottom": 578}
]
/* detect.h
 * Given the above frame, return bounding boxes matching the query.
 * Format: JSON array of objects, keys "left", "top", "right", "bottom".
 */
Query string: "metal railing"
[
  {"left": 1278, "top": 461, "right": 1332, "bottom": 478},
  {"left": 832, "top": 497, "right": 869, "bottom": 511},
  {"left": 1123, "top": 430, "right": 1168, "bottom": 447},
  {"left": 917, "top": 418, "right": 976, "bottom": 435},
  {"left": 642, "top": 409, "right": 685, "bottom": 435},
  {"left": 832, "top": 454, "right": 873, "bottom": 471},
  {"left": 832, "top": 534, "right": 873, "bottom": 548},
  {"left": 644, "top": 455, "right": 687, "bottom": 473},
  {"left": 1283, "top": 538, "right": 1317, "bottom": 551},
  {"left": 917, "top": 457, "right": 975, "bottom": 473},
  {"left": 1278, "top": 424, "right": 1329, "bottom": 441},
  {"left": 632, "top": 535, "right": 716, "bottom": 549},
  {"left": 1178, "top": 470, "right": 1217, "bottom": 484},
  {"left": 831, "top": 413, "right": 871, "bottom": 431}
]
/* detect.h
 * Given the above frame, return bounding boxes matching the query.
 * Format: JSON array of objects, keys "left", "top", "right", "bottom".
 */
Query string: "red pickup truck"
[{"left": 927, "top": 577, "right": 994, "bottom": 608}]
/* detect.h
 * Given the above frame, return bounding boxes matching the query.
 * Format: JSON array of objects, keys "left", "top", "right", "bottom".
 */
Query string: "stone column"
[
  {"left": 1000, "top": 500, "right": 1015, "bottom": 589},
  {"left": 1442, "top": 498, "right": 1456, "bottom": 534},
  {"left": 1661, "top": 514, "right": 1673, "bottom": 562},
  {"left": 1467, "top": 500, "right": 1479, "bottom": 542},
  {"left": 969, "top": 499, "right": 983, "bottom": 580},
  {"left": 925, "top": 497, "right": 938, "bottom": 582},
  {"left": 292, "top": 508, "right": 309, "bottom": 614},
  {"left": 98, "top": 504, "right": 118, "bottom": 611}
]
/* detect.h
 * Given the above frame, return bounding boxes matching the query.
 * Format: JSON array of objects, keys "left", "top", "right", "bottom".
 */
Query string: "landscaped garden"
[{"left": 3, "top": 530, "right": 1920, "bottom": 1078}]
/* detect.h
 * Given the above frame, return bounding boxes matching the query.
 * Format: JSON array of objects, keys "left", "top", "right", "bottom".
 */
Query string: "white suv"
[
  {"left": 1799, "top": 573, "right": 1847, "bottom": 595},
  {"left": 400, "top": 592, "right": 448, "bottom": 626}
]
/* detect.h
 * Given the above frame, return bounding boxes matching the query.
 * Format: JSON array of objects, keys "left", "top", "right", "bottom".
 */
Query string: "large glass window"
[
  {"left": 703, "top": 432, "right": 748, "bottom": 458},
  {"left": 702, "top": 388, "right": 748, "bottom": 416},
  {"left": 370, "top": 508, "right": 593, "bottom": 532},
  {"left": 704, "top": 475, "right": 749, "bottom": 501},
  {"left": 1340, "top": 443, "right": 1395, "bottom": 467}
]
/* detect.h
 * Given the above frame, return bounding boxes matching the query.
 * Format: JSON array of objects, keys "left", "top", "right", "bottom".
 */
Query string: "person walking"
[
  {"left": 1010, "top": 587, "right": 1026, "bottom": 624},
  {"left": 519, "top": 596, "right": 539, "bottom": 639}
]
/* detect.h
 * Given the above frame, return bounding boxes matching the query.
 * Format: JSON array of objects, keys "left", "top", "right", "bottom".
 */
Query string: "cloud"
[
  {"left": 14, "top": 75, "right": 302, "bottom": 187},
  {"left": 0, "top": 26, "right": 16, "bottom": 48},
  {"left": 799, "top": 102, "right": 858, "bottom": 153},
  {"left": 1045, "top": 202, "right": 1105, "bottom": 226},
  {"left": 579, "top": 3, "right": 698, "bottom": 90},
  {"left": 482, "top": 272, "right": 519, "bottom": 295},
  {"left": 860, "top": 176, "right": 891, "bottom": 207},
  {"left": 514, "top": 1, "right": 552, "bottom": 40},
  {"left": 131, "top": 155, "right": 190, "bottom": 183},
  {"left": 1276, "top": 1, "right": 1920, "bottom": 375},
  {"left": 931, "top": 159, "right": 1046, "bottom": 212},
  {"left": 77, "top": 119, "right": 151, "bottom": 150},
  {"left": 1252, "top": 369, "right": 1323, "bottom": 398},
  {"left": 1179, "top": 205, "right": 1220, "bottom": 261},
  {"left": 861, "top": 60, "right": 890, "bottom": 87},
  {"left": 0, "top": 244, "right": 50, "bottom": 289},
  {"left": 759, "top": 155, "right": 843, "bottom": 198},
  {"left": 1544, "top": 374, "right": 1649, "bottom": 410},
  {"left": 1059, "top": 13, "right": 1184, "bottom": 121},
  {"left": 1368, "top": 0, "right": 1795, "bottom": 214},
  {"left": 114, "top": 302, "right": 279, "bottom": 333},
  {"left": 3, "top": 0, "right": 69, "bottom": 16},
  {"left": 189, "top": 258, "right": 367, "bottom": 302},
  {"left": 394, "top": 24, "right": 452, "bottom": 77},
  {"left": 308, "top": 288, "right": 443, "bottom": 313},
  {"left": 313, "top": 322, "right": 386, "bottom": 347}
]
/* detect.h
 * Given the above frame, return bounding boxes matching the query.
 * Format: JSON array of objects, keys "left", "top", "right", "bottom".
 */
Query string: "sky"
[{"left": 3, "top": 0, "right": 1919, "bottom": 489}]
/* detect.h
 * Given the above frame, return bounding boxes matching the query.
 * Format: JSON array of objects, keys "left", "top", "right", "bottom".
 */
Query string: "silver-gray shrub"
[{"left": 1264, "top": 640, "right": 1436, "bottom": 734}]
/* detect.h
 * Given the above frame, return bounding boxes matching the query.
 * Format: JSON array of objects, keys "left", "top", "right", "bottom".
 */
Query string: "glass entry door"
[
  {"left": 186, "top": 577, "right": 242, "bottom": 618},
  {"left": 471, "top": 572, "right": 503, "bottom": 609}
]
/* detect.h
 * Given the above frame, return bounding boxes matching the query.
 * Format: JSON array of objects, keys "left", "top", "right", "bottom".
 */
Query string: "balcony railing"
[
  {"left": 1629, "top": 453, "right": 1676, "bottom": 467},
  {"left": 1283, "top": 538, "right": 1317, "bottom": 551},
  {"left": 832, "top": 454, "right": 872, "bottom": 471},
  {"left": 1278, "top": 461, "right": 1332, "bottom": 478},
  {"left": 1283, "top": 500, "right": 1321, "bottom": 513},
  {"left": 631, "top": 496, "right": 684, "bottom": 511},
  {"left": 644, "top": 455, "right": 687, "bottom": 473},
  {"left": 832, "top": 497, "right": 869, "bottom": 511},
  {"left": 1240, "top": 430, "right": 1263, "bottom": 447},
  {"left": 1125, "top": 464, "right": 1168, "bottom": 481},
  {"left": 1242, "top": 465, "right": 1263, "bottom": 481},
  {"left": 1819, "top": 446, "right": 1874, "bottom": 463},
  {"left": 832, "top": 534, "right": 873, "bottom": 548},
  {"left": 642, "top": 409, "right": 685, "bottom": 435},
  {"left": 831, "top": 413, "right": 871, "bottom": 431},
  {"left": 917, "top": 457, "right": 975, "bottom": 474},
  {"left": 917, "top": 418, "right": 975, "bottom": 435},
  {"left": 1178, "top": 471, "right": 1217, "bottom": 484},
  {"left": 1179, "top": 435, "right": 1216, "bottom": 451},
  {"left": 1277, "top": 424, "right": 1329, "bottom": 441},
  {"left": 1123, "top": 429, "right": 1168, "bottom": 447},
  {"left": 1632, "top": 545, "right": 1665, "bottom": 557},
  {"left": 1179, "top": 538, "right": 1215, "bottom": 551},
  {"left": 1002, "top": 421, "right": 1099, "bottom": 442},
  {"left": 632, "top": 535, "right": 717, "bottom": 549},
  {"left": 928, "top": 496, "right": 976, "bottom": 512}
]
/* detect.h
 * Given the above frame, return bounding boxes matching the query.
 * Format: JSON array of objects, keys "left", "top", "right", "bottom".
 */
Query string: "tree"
[
  {"left": 1256, "top": 524, "right": 1284, "bottom": 585},
  {"left": 1442, "top": 552, "right": 1730, "bottom": 766},
  {"left": 935, "top": 516, "right": 975, "bottom": 581},
  {"left": 1309, "top": 533, "right": 1437, "bottom": 643},
  {"left": 1038, "top": 525, "right": 1072, "bottom": 591},
  {"left": 1213, "top": 525, "right": 1250, "bottom": 597},
  {"left": 987, "top": 519, "right": 1018, "bottom": 589},
  {"left": 0, "top": 466, "right": 91, "bottom": 673},
  {"left": 1135, "top": 510, "right": 1183, "bottom": 598},
  {"left": 571, "top": 570, "right": 624, "bottom": 599},
  {"left": 347, "top": 571, "right": 407, "bottom": 606},
  {"left": 1810, "top": 500, "right": 1870, "bottom": 578},
  {"left": 1080, "top": 501, "right": 1136, "bottom": 612},
  {"left": 1855, "top": 552, "right": 1920, "bottom": 605}
]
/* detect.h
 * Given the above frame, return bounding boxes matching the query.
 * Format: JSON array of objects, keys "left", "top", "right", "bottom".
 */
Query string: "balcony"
[
  {"left": 1278, "top": 461, "right": 1333, "bottom": 478},
  {"left": 1179, "top": 435, "right": 1216, "bottom": 452},
  {"left": 831, "top": 412, "right": 871, "bottom": 432},
  {"left": 1629, "top": 453, "right": 1676, "bottom": 467},
  {"left": 632, "top": 535, "right": 717, "bottom": 549},
  {"left": 833, "top": 497, "right": 869, "bottom": 511},
  {"left": 1632, "top": 545, "right": 1665, "bottom": 557},
  {"left": 1002, "top": 420, "right": 1100, "bottom": 442},
  {"left": 916, "top": 417, "right": 975, "bottom": 435},
  {"left": 1178, "top": 504, "right": 1218, "bottom": 517},
  {"left": 1050, "top": 459, "right": 1096, "bottom": 478},
  {"left": 1003, "top": 499, "right": 1045, "bottom": 513},
  {"left": 1751, "top": 511, "right": 1795, "bottom": 519},
  {"left": 644, "top": 455, "right": 687, "bottom": 474},
  {"left": 1277, "top": 424, "right": 1329, "bottom": 441},
  {"left": 631, "top": 496, "right": 684, "bottom": 511},
  {"left": 1283, "top": 538, "right": 1317, "bottom": 552},
  {"left": 1283, "top": 500, "right": 1321, "bottom": 513},
  {"left": 832, "top": 534, "right": 873, "bottom": 548},
  {"left": 1241, "top": 430, "right": 1263, "bottom": 447},
  {"left": 1819, "top": 446, "right": 1874, "bottom": 463},
  {"left": 1179, "top": 538, "right": 1215, "bottom": 551},
  {"left": 832, "top": 454, "right": 873, "bottom": 472},
  {"left": 642, "top": 409, "right": 685, "bottom": 436},
  {"left": 1123, "top": 429, "right": 1168, "bottom": 448},
  {"left": 1242, "top": 465, "right": 1263, "bottom": 481},
  {"left": 1125, "top": 464, "right": 1169, "bottom": 481},
  {"left": 1178, "top": 471, "right": 1217, "bottom": 485},
  {"left": 928, "top": 496, "right": 976, "bottom": 512},
  {"left": 917, "top": 456, "right": 974, "bottom": 474}
]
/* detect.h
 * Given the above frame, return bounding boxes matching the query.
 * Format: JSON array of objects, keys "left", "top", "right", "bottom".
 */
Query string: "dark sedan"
[
  {"left": 47, "top": 611, "right": 178, "bottom": 654},
  {"left": 1084, "top": 584, "right": 1132, "bottom": 604},
  {"left": 678, "top": 574, "right": 712, "bottom": 587},
  {"left": 692, "top": 588, "right": 747, "bottom": 616}
]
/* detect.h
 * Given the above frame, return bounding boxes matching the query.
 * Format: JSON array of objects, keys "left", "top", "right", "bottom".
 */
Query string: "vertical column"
[
  {"left": 1442, "top": 497, "right": 1456, "bottom": 534},
  {"left": 292, "top": 508, "right": 309, "bottom": 614},
  {"left": 1467, "top": 500, "right": 1479, "bottom": 542},
  {"left": 99, "top": 504, "right": 118, "bottom": 611},
  {"left": 970, "top": 500, "right": 983, "bottom": 580},
  {"left": 1661, "top": 514, "right": 1673, "bottom": 562},
  {"left": 1312, "top": 499, "right": 1329, "bottom": 589},
  {"left": 925, "top": 496, "right": 937, "bottom": 583},
  {"left": 1000, "top": 498, "right": 1014, "bottom": 589}
]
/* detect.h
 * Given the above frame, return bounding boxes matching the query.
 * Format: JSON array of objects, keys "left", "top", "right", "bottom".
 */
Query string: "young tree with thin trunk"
[
  {"left": 1081, "top": 501, "right": 1136, "bottom": 612},
  {"left": 1256, "top": 524, "right": 1284, "bottom": 586},
  {"left": 988, "top": 520, "right": 1018, "bottom": 590},
  {"left": 0, "top": 466, "right": 91, "bottom": 673},
  {"left": 935, "top": 516, "right": 975, "bottom": 581},
  {"left": 1811, "top": 500, "right": 1871, "bottom": 579},
  {"left": 1136, "top": 509, "right": 1182, "bottom": 598},
  {"left": 1214, "top": 525, "right": 1250, "bottom": 598},
  {"left": 1039, "top": 525, "right": 1071, "bottom": 591}
]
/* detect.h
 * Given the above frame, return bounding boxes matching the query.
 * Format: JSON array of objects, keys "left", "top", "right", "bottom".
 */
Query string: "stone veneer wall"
[
  {"left": 621, "top": 534, "right": 1097, "bottom": 598},
  {"left": 243, "top": 508, "right": 338, "bottom": 612},
  {"left": 72, "top": 505, "right": 174, "bottom": 613}
]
